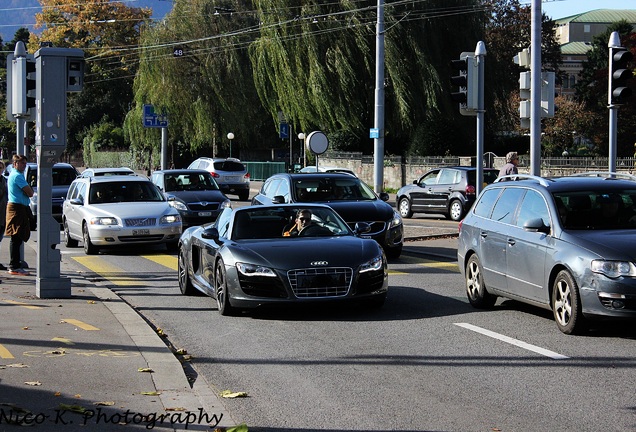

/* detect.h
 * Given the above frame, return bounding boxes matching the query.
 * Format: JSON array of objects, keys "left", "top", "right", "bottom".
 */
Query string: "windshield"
[
  {"left": 164, "top": 173, "right": 219, "bottom": 192},
  {"left": 293, "top": 178, "right": 376, "bottom": 202},
  {"left": 89, "top": 181, "right": 164, "bottom": 204},
  {"left": 553, "top": 190, "right": 636, "bottom": 230}
]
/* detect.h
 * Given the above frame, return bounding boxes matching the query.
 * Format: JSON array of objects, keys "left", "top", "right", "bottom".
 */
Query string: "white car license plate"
[
  {"left": 198, "top": 211, "right": 212, "bottom": 217},
  {"left": 225, "top": 176, "right": 239, "bottom": 182},
  {"left": 133, "top": 229, "right": 150, "bottom": 235}
]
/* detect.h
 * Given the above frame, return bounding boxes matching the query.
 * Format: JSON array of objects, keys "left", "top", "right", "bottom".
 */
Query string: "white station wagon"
[{"left": 62, "top": 176, "right": 182, "bottom": 254}]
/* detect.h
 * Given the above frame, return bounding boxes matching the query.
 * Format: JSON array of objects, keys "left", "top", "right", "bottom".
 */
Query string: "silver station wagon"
[
  {"left": 457, "top": 173, "right": 636, "bottom": 334},
  {"left": 62, "top": 176, "right": 182, "bottom": 254}
]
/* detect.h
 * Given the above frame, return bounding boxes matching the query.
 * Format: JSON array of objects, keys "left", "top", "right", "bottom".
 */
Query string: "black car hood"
[
  {"left": 318, "top": 200, "right": 394, "bottom": 223},
  {"left": 231, "top": 237, "right": 382, "bottom": 269},
  {"left": 168, "top": 190, "right": 227, "bottom": 203}
]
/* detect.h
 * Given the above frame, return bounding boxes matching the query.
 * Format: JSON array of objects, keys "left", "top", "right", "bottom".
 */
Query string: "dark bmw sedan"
[
  {"left": 151, "top": 169, "right": 231, "bottom": 228},
  {"left": 252, "top": 173, "right": 403, "bottom": 258}
]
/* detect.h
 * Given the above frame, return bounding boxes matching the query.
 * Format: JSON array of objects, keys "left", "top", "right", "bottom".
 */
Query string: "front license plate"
[
  {"left": 132, "top": 229, "right": 150, "bottom": 235},
  {"left": 198, "top": 211, "right": 212, "bottom": 217}
]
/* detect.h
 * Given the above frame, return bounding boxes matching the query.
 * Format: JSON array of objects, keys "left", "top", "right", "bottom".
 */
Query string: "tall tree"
[{"left": 29, "top": 0, "right": 152, "bottom": 154}]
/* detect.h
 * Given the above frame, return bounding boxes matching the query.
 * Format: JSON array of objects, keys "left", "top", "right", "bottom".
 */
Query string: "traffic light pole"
[
  {"left": 475, "top": 42, "right": 486, "bottom": 196},
  {"left": 607, "top": 31, "right": 633, "bottom": 173}
]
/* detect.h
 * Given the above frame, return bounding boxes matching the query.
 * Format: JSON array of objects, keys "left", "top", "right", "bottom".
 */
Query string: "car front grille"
[
  {"left": 287, "top": 267, "right": 352, "bottom": 298},
  {"left": 118, "top": 235, "right": 165, "bottom": 242},
  {"left": 188, "top": 202, "right": 220, "bottom": 211},
  {"left": 124, "top": 218, "right": 156, "bottom": 227}
]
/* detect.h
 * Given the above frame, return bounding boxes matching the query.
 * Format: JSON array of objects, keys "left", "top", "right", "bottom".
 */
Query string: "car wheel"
[
  {"left": 63, "top": 220, "right": 78, "bottom": 248},
  {"left": 82, "top": 223, "right": 98, "bottom": 255},
  {"left": 178, "top": 247, "right": 197, "bottom": 296},
  {"left": 238, "top": 191, "right": 250, "bottom": 201},
  {"left": 449, "top": 199, "right": 464, "bottom": 221},
  {"left": 398, "top": 198, "right": 413, "bottom": 218},
  {"left": 465, "top": 255, "right": 496, "bottom": 308},
  {"left": 552, "top": 270, "right": 586, "bottom": 335},
  {"left": 215, "top": 259, "right": 236, "bottom": 316}
]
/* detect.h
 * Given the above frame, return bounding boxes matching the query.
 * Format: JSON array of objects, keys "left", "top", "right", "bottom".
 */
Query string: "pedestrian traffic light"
[
  {"left": 450, "top": 53, "right": 478, "bottom": 115},
  {"left": 609, "top": 47, "right": 633, "bottom": 105}
]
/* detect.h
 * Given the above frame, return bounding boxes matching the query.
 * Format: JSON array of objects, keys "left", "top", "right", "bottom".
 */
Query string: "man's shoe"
[
  {"left": 0, "top": 264, "right": 7, "bottom": 271},
  {"left": 8, "top": 268, "right": 29, "bottom": 276}
]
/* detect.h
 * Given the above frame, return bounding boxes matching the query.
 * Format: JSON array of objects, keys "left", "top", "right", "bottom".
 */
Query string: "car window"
[
  {"left": 554, "top": 189, "right": 636, "bottom": 230},
  {"left": 89, "top": 181, "right": 163, "bottom": 204},
  {"left": 214, "top": 161, "right": 245, "bottom": 171},
  {"left": 26, "top": 168, "right": 37, "bottom": 187},
  {"left": 275, "top": 180, "right": 290, "bottom": 200},
  {"left": 53, "top": 167, "right": 78, "bottom": 186},
  {"left": 467, "top": 170, "right": 499, "bottom": 186},
  {"left": 77, "top": 182, "right": 87, "bottom": 203},
  {"left": 438, "top": 169, "right": 459, "bottom": 185},
  {"left": 263, "top": 178, "right": 282, "bottom": 198},
  {"left": 67, "top": 183, "right": 78, "bottom": 200},
  {"left": 294, "top": 178, "right": 375, "bottom": 201},
  {"left": 516, "top": 190, "right": 549, "bottom": 228},
  {"left": 473, "top": 188, "right": 501, "bottom": 218},
  {"left": 419, "top": 170, "right": 440, "bottom": 187},
  {"left": 216, "top": 207, "right": 232, "bottom": 237},
  {"left": 491, "top": 188, "right": 525, "bottom": 224}
]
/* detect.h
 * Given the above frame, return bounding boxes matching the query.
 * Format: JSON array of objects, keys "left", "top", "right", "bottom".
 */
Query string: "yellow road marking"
[
  {"left": 61, "top": 319, "right": 100, "bottom": 331},
  {"left": 141, "top": 254, "right": 177, "bottom": 271},
  {"left": 0, "top": 344, "right": 15, "bottom": 359},
  {"left": 51, "top": 337, "right": 75, "bottom": 345},
  {"left": 72, "top": 256, "right": 145, "bottom": 286},
  {"left": 419, "top": 261, "right": 459, "bottom": 271},
  {"left": 0, "top": 299, "right": 41, "bottom": 310},
  {"left": 387, "top": 270, "right": 407, "bottom": 275}
]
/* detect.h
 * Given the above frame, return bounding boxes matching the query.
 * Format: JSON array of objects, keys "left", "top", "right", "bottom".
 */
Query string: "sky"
[{"left": 538, "top": 0, "right": 635, "bottom": 20}]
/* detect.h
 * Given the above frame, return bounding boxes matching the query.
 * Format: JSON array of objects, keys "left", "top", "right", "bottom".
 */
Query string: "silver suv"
[
  {"left": 458, "top": 172, "right": 636, "bottom": 335},
  {"left": 187, "top": 157, "right": 250, "bottom": 200}
]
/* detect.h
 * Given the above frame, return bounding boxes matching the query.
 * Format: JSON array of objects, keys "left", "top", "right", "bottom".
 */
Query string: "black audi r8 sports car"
[{"left": 178, "top": 204, "right": 389, "bottom": 315}]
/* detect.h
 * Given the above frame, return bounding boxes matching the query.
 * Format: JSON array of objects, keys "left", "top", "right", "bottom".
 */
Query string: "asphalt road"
[{"left": 59, "top": 238, "right": 636, "bottom": 432}]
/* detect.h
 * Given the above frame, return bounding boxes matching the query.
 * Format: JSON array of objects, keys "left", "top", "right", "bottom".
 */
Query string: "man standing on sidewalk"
[{"left": 5, "top": 154, "right": 33, "bottom": 275}]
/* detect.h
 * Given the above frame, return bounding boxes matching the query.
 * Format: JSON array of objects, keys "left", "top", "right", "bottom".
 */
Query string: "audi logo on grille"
[{"left": 310, "top": 261, "right": 328, "bottom": 266}]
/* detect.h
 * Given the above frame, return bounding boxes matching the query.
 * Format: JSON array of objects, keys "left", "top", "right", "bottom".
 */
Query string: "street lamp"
[
  {"left": 298, "top": 132, "right": 305, "bottom": 167},
  {"left": 227, "top": 132, "right": 234, "bottom": 158}
]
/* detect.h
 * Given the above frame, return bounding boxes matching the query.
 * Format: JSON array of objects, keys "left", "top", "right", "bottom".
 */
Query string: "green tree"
[
  {"left": 30, "top": 0, "right": 152, "bottom": 155},
  {"left": 575, "top": 21, "right": 636, "bottom": 156}
]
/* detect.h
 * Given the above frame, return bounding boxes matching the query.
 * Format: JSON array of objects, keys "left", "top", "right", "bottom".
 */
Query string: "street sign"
[
  {"left": 369, "top": 128, "right": 380, "bottom": 139},
  {"left": 280, "top": 123, "right": 289, "bottom": 139},
  {"left": 143, "top": 104, "right": 168, "bottom": 128}
]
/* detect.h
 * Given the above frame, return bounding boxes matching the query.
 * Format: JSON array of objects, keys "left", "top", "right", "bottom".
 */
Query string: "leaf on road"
[
  {"left": 219, "top": 390, "right": 248, "bottom": 398},
  {"left": 93, "top": 401, "right": 115, "bottom": 406},
  {"left": 52, "top": 337, "right": 75, "bottom": 345},
  {"left": 74, "top": 394, "right": 82, "bottom": 399},
  {"left": 87, "top": 300, "right": 96, "bottom": 304},
  {"left": 175, "top": 348, "right": 187, "bottom": 355},
  {"left": 5, "top": 363, "right": 29, "bottom": 368},
  {"left": 222, "top": 424, "right": 249, "bottom": 432},
  {"left": 137, "top": 367, "right": 154, "bottom": 373},
  {"left": 58, "top": 404, "right": 87, "bottom": 414},
  {"left": 24, "top": 381, "right": 42, "bottom": 386},
  {"left": 54, "top": 392, "right": 61, "bottom": 397},
  {"left": 141, "top": 391, "right": 161, "bottom": 396},
  {"left": 22, "top": 327, "right": 29, "bottom": 330}
]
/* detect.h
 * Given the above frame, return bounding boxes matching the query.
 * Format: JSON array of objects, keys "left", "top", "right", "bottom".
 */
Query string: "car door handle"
[
  {"left": 480, "top": 232, "right": 487, "bottom": 239},
  {"left": 507, "top": 239, "right": 516, "bottom": 246}
]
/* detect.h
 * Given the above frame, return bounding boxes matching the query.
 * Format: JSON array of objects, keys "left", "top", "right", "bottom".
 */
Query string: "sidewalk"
[{"left": 0, "top": 241, "right": 236, "bottom": 431}]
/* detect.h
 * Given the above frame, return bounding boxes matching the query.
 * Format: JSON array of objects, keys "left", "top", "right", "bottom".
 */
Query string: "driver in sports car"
[{"left": 283, "top": 209, "right": 330, "bottom": 237}]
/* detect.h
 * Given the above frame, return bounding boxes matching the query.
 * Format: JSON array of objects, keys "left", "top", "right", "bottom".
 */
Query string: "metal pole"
[
  {"left": 161, "top": 127, "right": 168, "bottom": 170},
  {"left": 608, "top": 32, "right": 621, "bottom": 173},
  {"left": 530, "top": 0, "right": 541, "bottom": 176},
  {"left": 289, "top": 124, "right": 293, "bottom": 171},
  {"left": 16, "top": 118, "right": 24, "bottom": 156},
  {"left": 373, "top": 0, "right": 385, "bottom": 193},
  {"left": 475, "top": 41, "right": 486, "bottom": 196}
]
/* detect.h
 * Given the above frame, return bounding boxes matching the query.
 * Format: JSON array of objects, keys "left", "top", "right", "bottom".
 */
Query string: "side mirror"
[
  {"left": 354, "top": 222, "right": 371, "bottom": 235},
  {"left": 272, "top": 195, "right": 286, "bottom": 204},
  {"left": 201, "top": 227, "right": 220, "bottom": 241},
  {"left": 378, "top": 192, "right": 389, "bottom": 202},
  {"left": 413, "top": 179, "right": 418, "bottom": 184},
  {"left": 70, "top": 198, "right": 83, "bottom": 206},
  {"left": 523, "top": 217, "right": 550, "bottom": 234}
]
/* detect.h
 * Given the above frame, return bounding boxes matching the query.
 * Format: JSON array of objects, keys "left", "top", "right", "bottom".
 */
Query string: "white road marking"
[{"left": 454, "top": 322, "right": 569, "bottom": 360}]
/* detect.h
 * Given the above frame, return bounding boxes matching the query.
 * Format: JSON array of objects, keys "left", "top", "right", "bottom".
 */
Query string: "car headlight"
[
  {"left": 169, "top": 200, "right": 188, "bottom": 211},
  {"left": 220, "top": 199, "right": 231, "bottom": 209},
  {"left": 236, "top": 262, "right": 277, "bottom": 277},
  {"left": 389, "top": 210, "right": 402, "bottom": 228},
  {"left": 90, "top": 217, "right": 118, "bottom": 226},
  {"left": 161, "top": 214, "right": 181, "bottom": 224},
  {"left": 591, "top": 260, "right": 636, "bottom": 278},
  {"left": 360, "top": 255, "right": 384, "bottom": 273}
]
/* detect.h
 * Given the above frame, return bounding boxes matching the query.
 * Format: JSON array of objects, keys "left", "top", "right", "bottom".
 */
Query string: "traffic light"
[
  {"left": 11, "top": 54, "right": 36, "bottom": 118},
  {"left": 450, "top": 53, "right": 478, "bottom": 115},
  {"left": 541, "top": 71, "right": 555, "bottom": 118},
  {"left": 609, "top": 47, "right": 633, "bottom": 105}
]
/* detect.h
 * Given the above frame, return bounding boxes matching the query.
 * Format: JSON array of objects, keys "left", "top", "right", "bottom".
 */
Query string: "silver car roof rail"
[
  {"left": 493, "top": 174, "right": 552, "bottom": 187},
  {"left": 568, "top": 171, "right": 636, "bottom": 181}
]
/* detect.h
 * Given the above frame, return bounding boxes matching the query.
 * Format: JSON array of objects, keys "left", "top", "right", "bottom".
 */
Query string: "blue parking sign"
[{"left": 280, "top": 123, "right": 289, "bottom": 139}]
